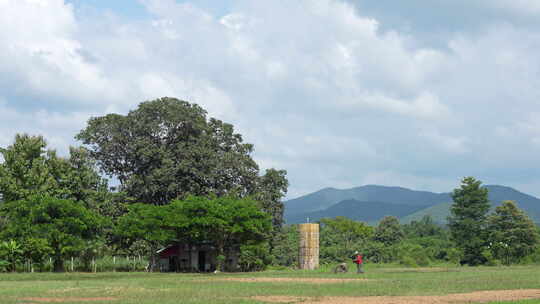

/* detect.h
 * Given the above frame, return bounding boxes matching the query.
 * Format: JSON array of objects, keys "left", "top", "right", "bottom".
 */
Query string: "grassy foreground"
[{"left": 1, "top": 264, "right": 540, "bottom": 303}]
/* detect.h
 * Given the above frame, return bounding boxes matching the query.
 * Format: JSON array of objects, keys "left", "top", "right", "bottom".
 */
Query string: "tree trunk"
[
  {"left": 53, "top": 258, "right": 65, "bottom": 272},
  {"left": 188, "top": 244, "right": 192, "bottom": 272},
  {"left": 176, "top": 243, "right": 181, "bottom": 272},
  {"left": 147, "top": 243, "right": 158, "bottom": 272},
  {"left": 217, "top": 242, "right": 225, "bottom": 272}
]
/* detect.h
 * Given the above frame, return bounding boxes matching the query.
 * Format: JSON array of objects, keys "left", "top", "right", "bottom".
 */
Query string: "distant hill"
[
  {"left": 285, "top": 185, "right": 450, "bottom": 216},
  {"left": 284, "top": 184, "right": 540, "bottom": 225},
  {"left": 402, "top": 185, "right": 540, "bottom": 224},
  {"left": 286, "top": 199, "right": 426, "bottom": 224},
  {"left": 400, "top": 202, "right": 452, "bottom": 224}
]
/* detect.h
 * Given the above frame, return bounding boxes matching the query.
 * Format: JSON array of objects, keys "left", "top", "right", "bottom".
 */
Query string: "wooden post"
[
  {"left": 113, "top": 256, "right": 116, "bottom": 272},
  {"left": 71, "top": 257, "right": 74, "bottom": 272}
]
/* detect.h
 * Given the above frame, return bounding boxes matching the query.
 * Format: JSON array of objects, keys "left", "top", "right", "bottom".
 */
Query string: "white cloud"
[
  {"left": 2, "top": 0, "right": 540, "bottom": 199},
  {"left": 0, "top": 100, "right": 91, "bottom": 154}
]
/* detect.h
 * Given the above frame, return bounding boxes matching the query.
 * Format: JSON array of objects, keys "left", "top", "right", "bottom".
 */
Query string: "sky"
[{"left": 1, "top": 0, "right": 540, "bottom": 199}]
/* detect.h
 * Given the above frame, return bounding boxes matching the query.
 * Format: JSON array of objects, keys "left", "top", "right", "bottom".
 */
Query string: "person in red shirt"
[{"left": 352, "top": 251, "right": 364, "bottom": 274}]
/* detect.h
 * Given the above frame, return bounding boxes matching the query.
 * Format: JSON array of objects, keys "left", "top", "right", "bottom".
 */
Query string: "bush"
[
  {"left": 238, "top": 243, "right": 271, "bottom": 272},
  {"left": 0, "top": 260, "right": 9, "bottom": 272},
  {"left": 395, "top": 243, "right": 431, "bottom": 267},
  {"left": 482, "top": 249, "right": 502, "bottom": 266},
  {"left": 0, "top": 240, "right": 23, "bottom": 272},
  {"left": 446, "top": 247, "right": 463, "bottom": 266},
  {"left": 271, "top": 225, "right": 299, "bottom": 267},
  {"left": 400, "top": 256, "right": 418, "bottom": 267},
  {"left": 363, "top": 241, "right": 394, "bottom": 263},
  {"left": 520, "top": 247, "right": 540, "bottom": 265}
]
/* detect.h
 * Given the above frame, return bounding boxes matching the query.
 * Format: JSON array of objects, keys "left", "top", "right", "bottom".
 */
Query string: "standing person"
[{"left": 352, "top": 251, "right": 364, "bottom": 274}]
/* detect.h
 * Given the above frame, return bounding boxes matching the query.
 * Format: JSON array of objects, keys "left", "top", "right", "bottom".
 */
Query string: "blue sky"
[
  {"left": 2, "top": 0, "right": 540, "bottom": 199},
  {"left": 66, "top": 0, "right": 149, "bottom": 18}
]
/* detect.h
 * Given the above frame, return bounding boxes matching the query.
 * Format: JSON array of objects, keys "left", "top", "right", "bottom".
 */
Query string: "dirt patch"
[
  {"left": 253, "top": 289, "right": 540, "bottom": 304},
  {"left": 220, "top": 277, "right": 369, "bottom": 284},
  {"left": 252, "top": 296, "right": 307, "bottom": 303},
  {"left": 22, "top": 297, "right": 117, "bottom": 303}
]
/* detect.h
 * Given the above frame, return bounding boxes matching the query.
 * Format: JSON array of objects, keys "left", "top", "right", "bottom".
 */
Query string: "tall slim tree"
[
  {"left": 254, "top": 169, "right": 288, "bottom": 254},
  {"left": 448, "top": 177, "right": 490, "bottom": 266}
]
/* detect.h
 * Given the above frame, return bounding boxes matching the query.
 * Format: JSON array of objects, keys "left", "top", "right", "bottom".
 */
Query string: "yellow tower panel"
[{"left": 298, "top": 223, "right": 319, "bottom": 270}]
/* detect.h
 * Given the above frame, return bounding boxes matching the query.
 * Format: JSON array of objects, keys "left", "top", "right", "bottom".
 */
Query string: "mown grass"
[{"left": 1, "top": 263, "right": 540, "bottom": 303}]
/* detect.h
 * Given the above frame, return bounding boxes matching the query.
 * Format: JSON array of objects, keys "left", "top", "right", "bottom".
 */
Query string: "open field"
[{"left": 2, "top": 264, "right": 540, "bottom": 304}]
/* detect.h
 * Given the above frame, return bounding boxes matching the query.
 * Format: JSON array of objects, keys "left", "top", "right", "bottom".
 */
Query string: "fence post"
[{"left": 71, "top": 257, "right": 74, "bottom": 272}]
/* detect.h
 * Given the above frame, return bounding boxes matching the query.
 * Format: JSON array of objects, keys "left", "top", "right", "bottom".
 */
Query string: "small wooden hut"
[{"left": 157, "top": 243, "right": 238, "bottom": 272}]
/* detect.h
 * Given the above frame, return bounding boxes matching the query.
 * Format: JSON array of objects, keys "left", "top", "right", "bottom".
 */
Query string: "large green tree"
[
  {"left": 487, "top": 200, "right": 540, "bottom": 264},
  {"left": 0, "top": 195, "right": 104, "bottom": 272},
  {"left": 76, "top": 98, "right": 261, "bottom": 205},
  {"left": 448, "top": 177, "right": 490, "bottom": 266},
  {"left": 76, "top": 97, "right": 287, "bottom": 234}
]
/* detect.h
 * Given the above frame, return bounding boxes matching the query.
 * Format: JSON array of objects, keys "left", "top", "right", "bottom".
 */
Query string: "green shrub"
[
  {"left": 239, "top": 243, "right": 271, "bottom": 272},
  {"left": 395, "top": 243, "right": 431, "bottom": 267},
  {"left": 0, "top": 260, "right": 9, "bottom": 272},
  {"left": 400, "top": 256, "right": 418, "bottom": 267},
  {"left": 520, "top": 247, "right": 540, "bottom": 265},
  {"left": 482, "top": 249, "right": 502, "bottom": 266},
  {"left": 446, "top": 247, "right": 463, "bottom": 266}
]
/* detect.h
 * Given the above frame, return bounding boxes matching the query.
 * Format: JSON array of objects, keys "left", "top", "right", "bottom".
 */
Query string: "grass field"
[{"left": 1, "top": 264, "right": 540, "bottom": 303}]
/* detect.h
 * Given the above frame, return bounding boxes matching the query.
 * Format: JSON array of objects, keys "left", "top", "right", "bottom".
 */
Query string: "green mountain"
[
  {"left": 285, "top": 185, "right": 450, "bottom": 216},
  {"left": 402, "top": 185, "right": 540, "bottom": 224},
  {"left": 400, "top": 202, "right": 452, "bottom": 224},
  {"left": 284, "top": 185, "right": 540, "bottom": 225},
  {"left": 286, "top": 199, "right": 426, "bottom": 224}
]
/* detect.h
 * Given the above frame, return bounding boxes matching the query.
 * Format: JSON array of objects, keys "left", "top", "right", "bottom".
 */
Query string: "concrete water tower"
[{"left": 298, "top": 223, "right": 319, "bottom": 270}]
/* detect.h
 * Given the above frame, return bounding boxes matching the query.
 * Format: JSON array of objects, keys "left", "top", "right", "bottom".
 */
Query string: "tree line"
[
  {"left": 273, "top": 177, "right": 540, "bottom": 268},
  {"left": 1, "top": 98, "right": 539, "bottom": 272},
  {"left": 0, "top": 98, "right": 287, "bottom": 272}
]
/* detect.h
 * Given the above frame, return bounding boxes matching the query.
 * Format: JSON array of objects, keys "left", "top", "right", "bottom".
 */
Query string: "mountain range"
[{"left": 284, "top": 185, "right": 540, "bottom": 225}]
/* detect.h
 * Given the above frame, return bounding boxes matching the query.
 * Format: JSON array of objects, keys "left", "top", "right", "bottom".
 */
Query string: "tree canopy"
[
  {"left": 0, "top": 134, "right": 108, "bottom": 207},
  {"left": 374, "top": 216, "right": 404, "bottom": 246},
  {"left": 0, "top": 195, "right": 105, "bottom": 272},
  {"left": 77, "top": 98, "right": 287, "bottom": 242},
  {"left": 76, "top": 97, "right": 261, "bottom": 205},
  {"left": 487, "top": 200, "right": 540, "bottom": 264},
  {"left": 117, "top": 195, "right": 271, "bottom": 271}
]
